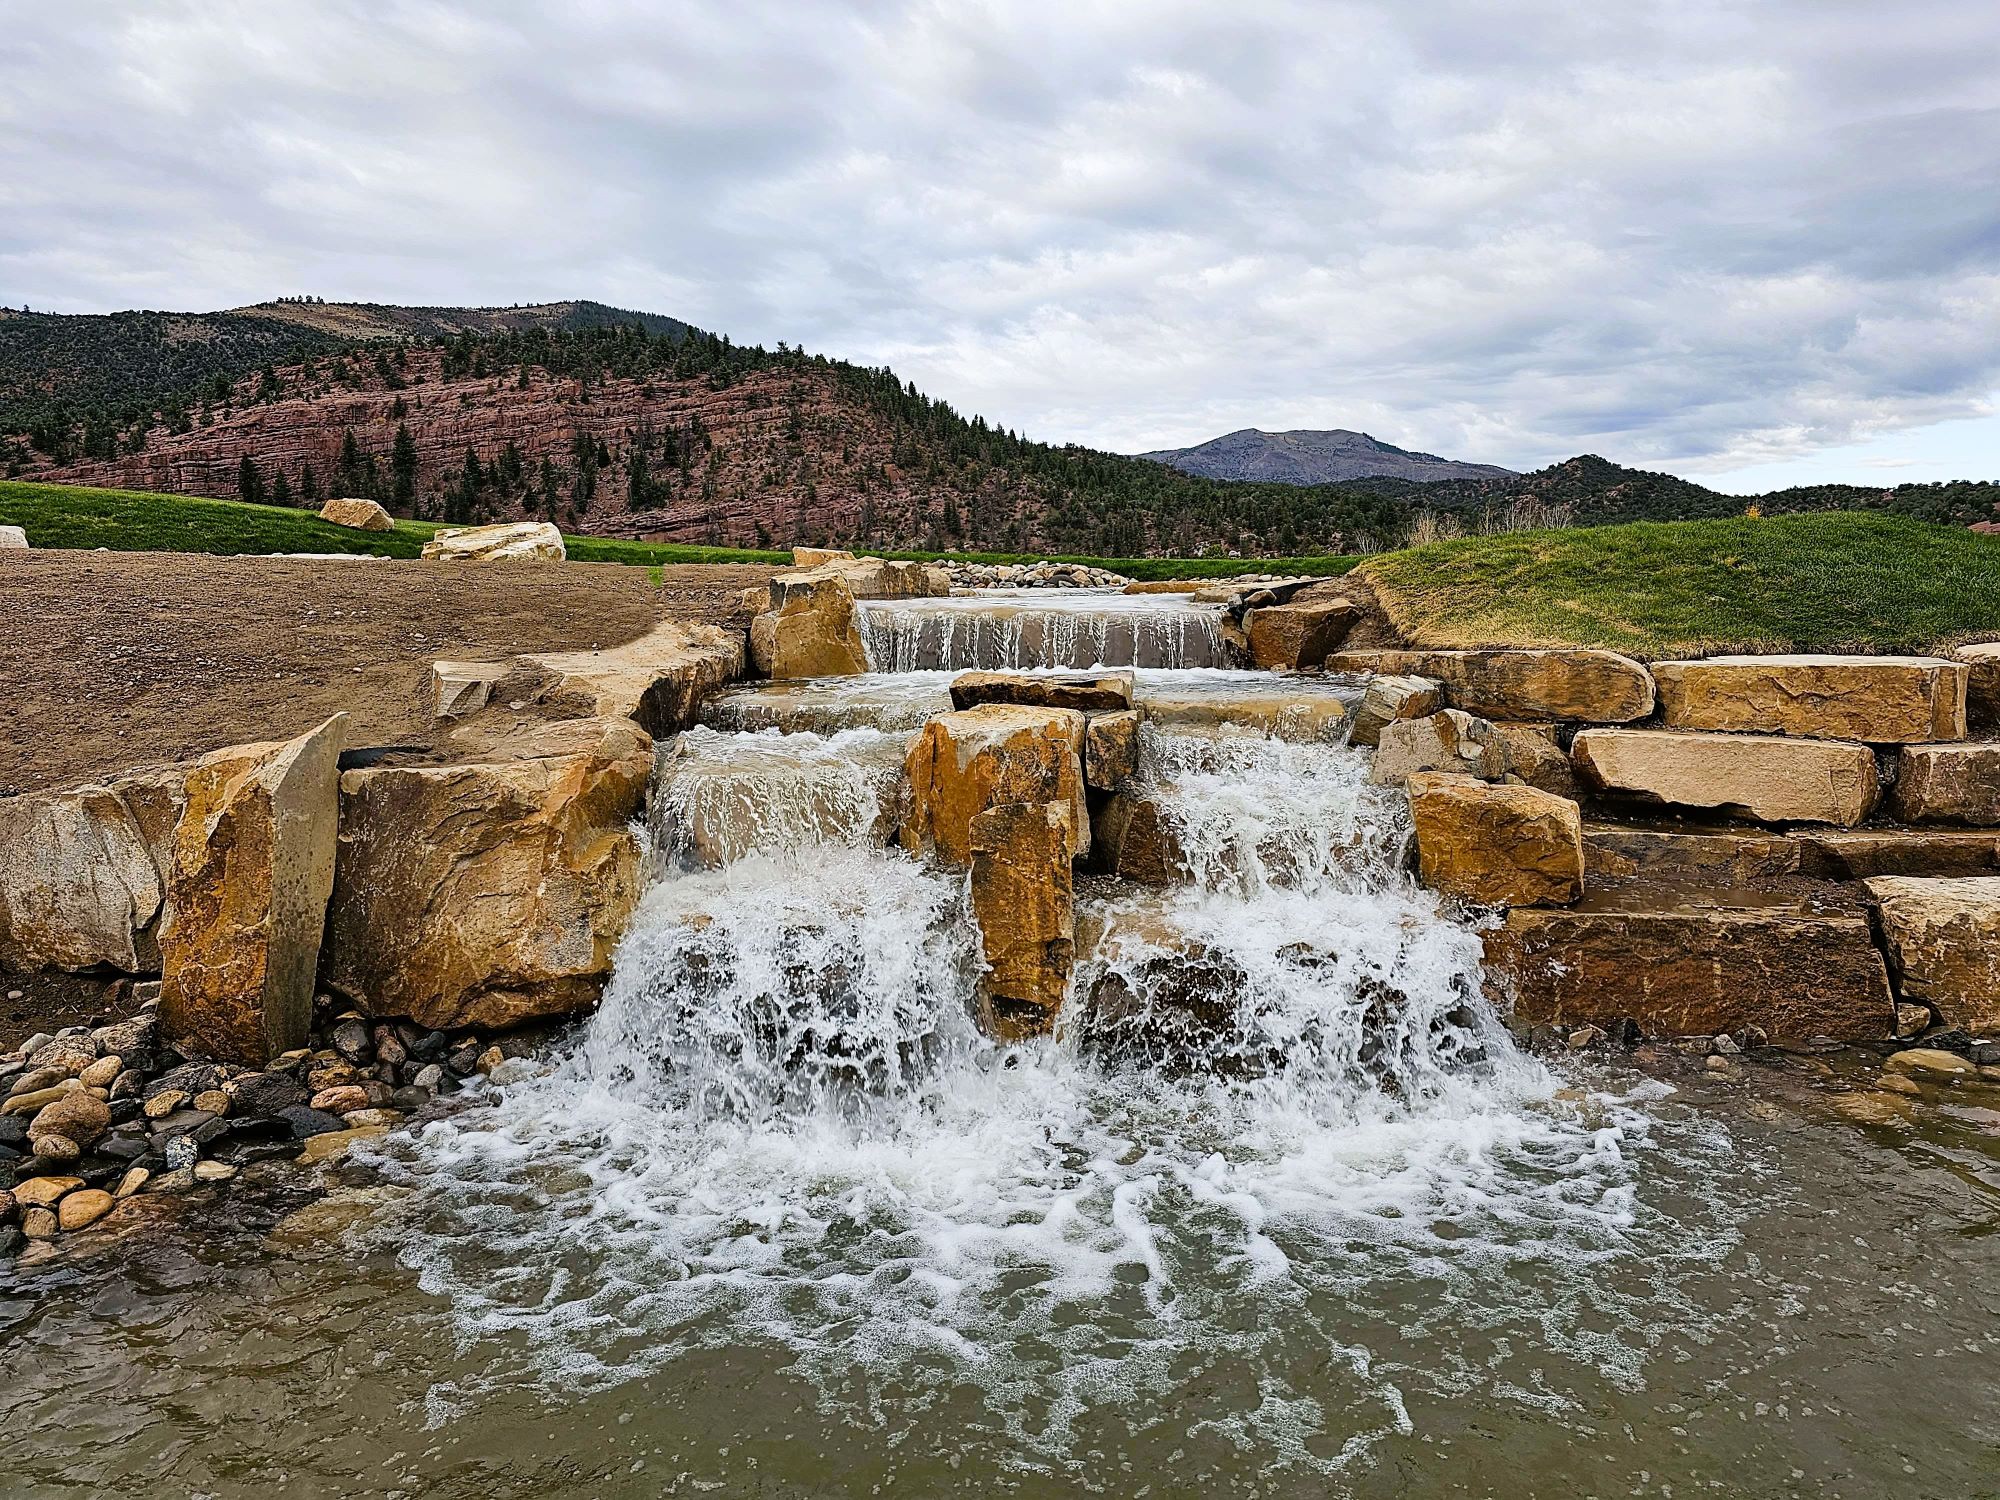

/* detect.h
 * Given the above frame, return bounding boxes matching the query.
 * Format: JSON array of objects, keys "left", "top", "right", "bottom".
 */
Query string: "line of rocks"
[
  {"left": 0, "top": 981, "right": 522, "bottom": 1257},
  {"left": 944, "top": 560, "right": 1130, "bottom": 588}
]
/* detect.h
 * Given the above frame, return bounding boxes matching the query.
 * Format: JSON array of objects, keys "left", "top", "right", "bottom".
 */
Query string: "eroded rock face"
[
  {"left": 1891, "top": 743, "right": 2000, "bottom": 825},
  {"left": 0, "top": 764, "right": 184, "bottom": 973},
  {"left": 1584, "top": 824, "right": 1802, "bottom": 883},
  {"left": 1371, "top": 710, "right": 1507, "bottom": 784},
  {"left": 322, "top": 717, "right": 652, "bottom": 1030},
  {"left": 749, "top": 571, "right": 870, "bottom": 679},
  {"left": 1408, "top": 772, "right": 1583, "bottom": 908},
  {"left": 1347, "top": 674, "right": 1444, "bottom": 749},
  {"left": 968, "top": 801, "right": 1076, "bottom": 1038},
  {"left": 1489, "top": 723, "right": 1579, "bottom": 798},
  {"left": 1865, "top": 875, "right": 2000, "bottom": 1030},
  {"left": 900, "top": 704, "right": 1088, "bottom": 865},
  {"left": 420, "top": 520, "right": 565, "bottom": 562},
  {"left": 518, "top": 618, "right": 744, "bottom": 735},
  {"left": 949, "top": 671, "right": 1134, "bottom": 712},
  {"left": 318, "top": 497, "right": 394, "bottom": 531},
  {"left": 159, "top": 715, "right": 346, "bottom": 1064},
  {"left": 1484, "top": 904, "right": 1893, "bottom": 1041},
  {"left": 1572, "top": 729, "right": 1879, "bottom": 826},
  {"left": 1654, "top": 654, "right": 1967, "bottom": 743},
  {"left": 1245, "top": 600, "right": 1357, "bottom": 670},
  {"left": 1325, "top": 648, "right": 1655, "bottom": 723}
]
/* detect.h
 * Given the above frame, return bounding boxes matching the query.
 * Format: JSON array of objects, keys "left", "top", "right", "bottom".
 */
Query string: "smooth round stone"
[
  {"left": 192, "top": 1161, "right": 237, "bottom": 1182},
  {"left": 1886, "top": 1048, "right": 1976, "bottom": 1078},
  {"left": 12, "top": 1175, "right": 82, "bottom": 1209},
  {"left": 115, "top": 1166, "right": 151, "bottom": 1199},
  {"left": 57, "top": 1189, "right": 114, "bottom": 1231},
  {"left": 1877, "top": 1074, "right": 1924, "bottom": 1096},
  {"left": 193, "top": 1089, "right": 232, "bottom": 1116},
  {"left": 78, "top": 1055, "right": 122, "bottom": 1089},
  {"left": 20, "top": 1206, "right": 57, "bottom": 1240}
]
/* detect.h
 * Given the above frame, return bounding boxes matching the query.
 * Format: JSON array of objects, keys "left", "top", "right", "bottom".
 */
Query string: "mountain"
[
  {"left": 2, "top": 300, "right": 1996, "bottom": 553},
  {"left": 1141, "top": 428, "right": 1514, "bottom": 485}
]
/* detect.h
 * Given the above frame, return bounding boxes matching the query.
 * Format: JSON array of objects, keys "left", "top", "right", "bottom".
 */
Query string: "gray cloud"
[{"left": 3, "top": 0, "right": 1996, "bottom": 473}]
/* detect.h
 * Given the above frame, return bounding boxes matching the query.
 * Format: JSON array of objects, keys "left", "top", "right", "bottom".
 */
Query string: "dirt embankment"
[{"left": 0, "top": 551, "right": 776, "bottom": 795}]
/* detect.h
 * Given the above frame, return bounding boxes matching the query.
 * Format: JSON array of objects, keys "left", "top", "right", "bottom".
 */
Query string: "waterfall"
[{"left": 857, "top": 590, "right": 1232, "bottom": 671}]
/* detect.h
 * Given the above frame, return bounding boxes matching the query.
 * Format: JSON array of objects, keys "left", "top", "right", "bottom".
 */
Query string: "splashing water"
[
  {"left": 371, "top": 682, "right": 1734, "bottom": 1475},
  {"left": 858, "top": 589, "right": 1231, "bottom": 671}
]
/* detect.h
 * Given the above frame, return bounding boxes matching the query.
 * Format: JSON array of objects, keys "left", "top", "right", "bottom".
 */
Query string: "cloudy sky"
[{"left": 5, "top": 1, "right": 1997, "bottom": 488}]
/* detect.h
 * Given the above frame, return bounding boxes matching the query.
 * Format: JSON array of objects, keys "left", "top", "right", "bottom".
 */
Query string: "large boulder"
[
  {"left": 1572, "top": 729, "right": 1879, "bottom": 826},
  {"left": 1865, "top": 876, "right": 2000, "bottom": 1030},
  {"left": 1371, "top": 710, "right": 1507, "bottom": 784},
  {"left": 1484, "top": 903, "right": 1894, "bottom": 1041},
  {"left": 749, "top": 571, "right": 870, "bottom": 678},
  {"left": 317, "top": 497, "right": 394, "bottom": 532},
  {"left": 0, "top": 764, "right": 184, "bottom": 973},
  {"left": 1653, "top": 655, "right": 1967, "bottom": 743},
  {"left": 950, "top": 671, "right": 1133, "bottom": 712},
  {"left": 517, "top": 619, "right": 744, "bottom": 735},
  {"left": 1407, "top": 772, "right": 1583, "bottom": 907},
  {"left": 1245, "top": 600, "right": 1357, "bottom": 670},
  {"left": 158, "top": 715, "right": 345, "bottom": 1064},
  {"left": 0, "top": 524, "right": 27, "bottom": 548},
  {"left": 900, "top": 704, "right": 1089, "bottom": 864},
  {"left": 1136, "top": 679, "right": 1350, "bottom": 741},
  {"left": 1957, "top": 642, "right": 2000, "bottom": 728},
  {"left": 782, "top": 557, "right": 950, "bottom": 602},
  {"left": 322, "top": 717, "right": 652, "bottom": 1030},
  {"left": 1324, "top": 649, "right": 1655, "bottom": 723},
  {"left": 1089, "top": 791, "right": 1190, "bottom": 884},
  {"left": 791, "top": 546, "right": 855, "bottom": 567},
  {"left": 968, "top": 801, "right": 1076, "bottom": 1038},
  {"left": 420, "top": 521, "right": 565, "bottom": 562},
  {"left": 1890, "top": 743, "right": 2000, "bottom": 825},
  {"left": 1347, "top": 674, "right": 1444, "bottom": 748}
]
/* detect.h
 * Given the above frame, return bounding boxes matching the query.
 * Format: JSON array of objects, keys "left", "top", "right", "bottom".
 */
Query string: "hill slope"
[{"left": 1142, "top": 427, "right": 1513, "bottom": 484}]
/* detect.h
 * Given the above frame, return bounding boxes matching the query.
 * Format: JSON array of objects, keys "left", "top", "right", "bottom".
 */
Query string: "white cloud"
[{"left": 3, "top": 0, "right": 1997, "bottom": 476}]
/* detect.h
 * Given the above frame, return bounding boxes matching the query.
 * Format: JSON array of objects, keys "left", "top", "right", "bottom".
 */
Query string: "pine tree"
[
  {"left": 391, "top": 423, "right": 418, "bottom": 510},
  {"left": 238, "top": 455, "right": 266, "bottom": 506},
  {"left": 271, "top": 470, "right": 293, "bottom": 507}
]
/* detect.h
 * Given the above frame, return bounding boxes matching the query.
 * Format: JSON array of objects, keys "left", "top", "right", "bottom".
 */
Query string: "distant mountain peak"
[{"left": 1141, "top": 427, "right": 1514, "bottom": 486}]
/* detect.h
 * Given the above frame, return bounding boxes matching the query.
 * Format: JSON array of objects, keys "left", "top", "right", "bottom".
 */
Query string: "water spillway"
[{"left": 857, "top": 588, "right": 1233, "bottom": 671}]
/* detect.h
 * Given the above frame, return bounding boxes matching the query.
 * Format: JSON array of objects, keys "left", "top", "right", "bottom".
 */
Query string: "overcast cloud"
[{"left": 3, "top": 0, "right": 1997, "bottom": 477}]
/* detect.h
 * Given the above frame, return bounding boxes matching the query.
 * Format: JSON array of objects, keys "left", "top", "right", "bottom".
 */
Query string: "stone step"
[
  {"left": 1572, "top": 728, "right": 1878, "bottom": 826},
  {"left": 1583, "top": 822, "right": 2000, "bottom": 881},
  {"left": 1653, "top": 654, "right": 1967, "bottom": 743},
  {"left": 1864, "top": 876, "right": 2000, "bottom": 1032}
]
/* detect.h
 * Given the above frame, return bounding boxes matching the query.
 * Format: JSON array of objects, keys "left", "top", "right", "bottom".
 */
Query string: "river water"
[{"left": 3, "top": 593, "right": 1997, "bottom": 1498}]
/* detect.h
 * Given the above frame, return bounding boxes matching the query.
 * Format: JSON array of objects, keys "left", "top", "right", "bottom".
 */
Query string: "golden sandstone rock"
[
  {"left": 1571, "top": 729, "right": 1878, "bottom": 826},
  {"left": 316, "top": 497, "right": 394, "bottom": 531},
  {"left": 900, "top": 704, "right": 1089, "bottom": 865},
  {"left": 159, "top": 715, "right": 345, "bottom": 1065},
  {"left": 1957, "top": 642, "right": 2000, "bottom": 728},
  {"left": 1244, "top": 600, "right": 1357, "bottom": 670},
  {"left": 1326, "top": 648, "right": 1655, "bottom": 722},
  {"left": 1083, "top": 710, "right": 1144, "bottom": 790},
  {"left": 1371, "top": 710, "right": 1507, "bottom": 784},
  {"left": 749, "top": 571, "right": 870, "bottom": 678},
  {"left": 323, "top": 716, "right": 652, "bottom": 1030},
  {"left": 949, "top": 670, "right": 1134, "bottom": 712},
  {"left": 1346, "top": 674, "right": 1444, "bottom": 748},
  {"left": 1890, "top": 743, "right": 2000, "bottom": 825},
  {"left": 1089, "top": 791, "right": 1190, "bottom": 884},
  {"left": 1865, "top": 876, "right": 2000, "bottom": 1031},
  {"left": 1407, "top": 772, "right": 1583, "bottom": 908},
  {"left": 968, "top": 801, "right": 1077, "bottom": 1037},
  {"left": 419, "top": 520, "right": 565, "bottom": 562},
  {"left": 519, "top": 618, "right": 745, "bottom": 735},
  {"left": 1653, "top": 654, "right": 1967, "bottom": 743}
]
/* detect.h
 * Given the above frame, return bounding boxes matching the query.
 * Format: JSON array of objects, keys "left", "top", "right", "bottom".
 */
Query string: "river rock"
[
  {"left": 1347, "top": 675, "right": 1445, "bottom": 749},
  {"left": 311, "top": 1085, "right": 370, "bottom": 1114},
  {"left": 1372, "top": 710, "right": 1506, "bottom": 784},
  {"left": 227, "top": 1069, "right": 307, "bottom": 1119},
  {"left": 1084, "top": 710, "right": 1143, "bottom": 791},
  {"left": 77, "top": 1055, "right": 121, "bottom": 1089},
  {"left": 0, "top": 762, "right": 185, "bottom": 973},
  {"left": 749, "top": 571, "right": 869, "bottom": 678},
  {"left": 516, "top": 618, "right": 745, "bottom": 736},
  {"left": 1653, "top": 654, "right": 1968, "bottom": 743},
  {"left": 323, "top": 716, "right": 652, "bottom": 1030},
  {"left": 1572, "top": 729, "right": 1879, "bottom": 826},
  {"left": 968, "top": 801, "right": 1077, "bottom": 1039},
  {"left": 1890, "top": 744, "right": 2000, "bottom": 825},
  {"left": 29, "top": 1090, "right": 109, "bottom": 1151},
  {"left": 419, "top": 520, "right": 565, "bottom": 562},
  {"left": 158, "top": 714, "right": 344, "bottom": 1064},
  {"left": 318, "top": 497, "right": 394, "bottom": 531},
  {"left": 1245, "top": 600, "right": 1357, "bottom": 670},
  {"left": 1325, "top": 648, "right": 1655, "bottom": 723},
  {"left": 12, "top": 1176, "right": 82, "bottom": 1209},
  {"left": 900, "top": 704, "right": 1089, "bottom": 865},
  {"left": 1884, "top": 1046, "right": 1977, "bottom": 1078},
  {"left": 57, "top": 1188, "right": 113, "bottom": 1231},
  {"left": 1484, "top": 903, "right": 1893, "bottom": 1041},
  {"left": 298, "top": 1125, "right": 390, "bottom": 1165},
  {"left": 21, "top": 1207, "right": 57, "bottom": 1240},
  {"left": 950, "top": 671, "right": 1134, "bottom": 712},
  {"left": 1865, "top": 876, "right": 2000, "bottom": 1031},
  {"left": 92, "top": 1013, "right": 159, "bottom": 1057},
  {"left": 1407, "top": 773, "right": 1584, "bottom": 908},
  {"left": 115, "top": 1166, "right": 150, "bottom": 1198}
]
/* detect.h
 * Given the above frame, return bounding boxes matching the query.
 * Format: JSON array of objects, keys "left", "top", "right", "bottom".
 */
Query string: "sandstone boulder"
[
  {"left": 1865, "top": 876, "right": 2000, "bottom": 1030},
  {"left": 1890, "top": 743, "right": 2000, "bottom": 825},
  {"left": 159, "top": 715, "right": 345, "bottom": 1065},
  {"left": 0, "top": 524, "right": 27, "bottom": 548},
  {"left": 431, "top": 660, "right": 510, "bottom": 720},
  {"left": 1583, "top": 824, "right": 1802, "bottom": 883},
  {"left": 1347, "top": 674, "right": 1445, "bottom": 748},
  {"left": 0, "top": 763, "right": 184, "bottom": 972},
  {"left": 1325, "top": 648, "right": 1655, "bottom": 723},
  {"left": 900, "top": 704, "right": 1088, "bottom": 864},
  {"left": 794, "top": 557, "right": 950, "bottom": 601},
  {"left": 1653, "top": 654, "right": 1967, "bottom": 743},
  {"left": 1137, "top": 680, "right": 1349, "bottom": 741},
  {"left": 322, "top": 717, "right": 652, "bottom": 1031},
  {"left": 1957, "top": 642, "right": 2000, "bottom": 728},
  {"left": 749, "top": 571, "right": 869, "bottom": 678},
  {"left": 1794, "top": 828, "right": 2000, "bottom": 879},
  {"left": 1572, "top": 729, "right": 1878, "bottom": 826},
  {"left": 1484, "top": 903, "right": 1893, "bottom": 1041},
  {"left": 1489, "top": 722, "right": 1579, "bottom": 798},
  {"left": 1089, "top": 791, "right": 1190, "bottom": 884},
  {"left": 518, "top": 618, "right": 744, "bottom": 734},
  {"left": 791, "top": 546, "right": 855, "bottom": 567},
  {"left": 1408, "top": 772, "right": 1583, "bottom": 907},
  {"left": 1084, "top": 709, "right": 1143, "bottom": 791},
  {"left": 317, "top": 497, "right": 394, "bottom": 532},
  {"left": 968, "top": 801, "right": 1076, "bottom": 1038},
  {"left": 1371, "top": 710, "right": 1506, "bottom": 784},
  {"left": 420, "top": 521, "right": 565, "bottom": 562},
  {"left": 1122, "top": 579, "right": 1206, "bottom": 595},
  {"left": 1245, "top": 600, "right": 1357, "bottom": 670},
  {"left": 950, "top": 671, "right": 1134, "bottom": 712}
]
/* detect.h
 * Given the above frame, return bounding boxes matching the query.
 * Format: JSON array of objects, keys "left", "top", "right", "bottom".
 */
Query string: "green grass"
[
  {"left": 1358, "top": 512, "right": 2000, "bottom": 657},
  {"left": 0, "top": 480, "right": 1360, "bottom": 577}
]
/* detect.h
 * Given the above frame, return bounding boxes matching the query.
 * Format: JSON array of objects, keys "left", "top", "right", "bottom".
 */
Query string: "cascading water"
[
  {"left": 372, "top": 659, "right": 1729, "bottom": 1477},
  {"left": 857, "top": 589, "right": 1232, "bottom": 671}
]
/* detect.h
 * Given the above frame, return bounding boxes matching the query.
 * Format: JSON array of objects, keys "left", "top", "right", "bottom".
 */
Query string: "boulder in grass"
[
  {"left": 0, "top": 524, "right": 27, "bottom": 549},
  {"left": 420, "top": 521, "right": 565, "bottom": 562},
  {"left": 317, "top": 497, "right": 394, "bottom": 532}
]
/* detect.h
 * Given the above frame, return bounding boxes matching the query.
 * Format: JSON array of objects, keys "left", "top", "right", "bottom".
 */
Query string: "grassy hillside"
[
  {"left": 1358, "top": 512, "right": 2000, "bottom": 657},
  {"left": 0, "top": 481, "right": 1357, "bottom": 578}
]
